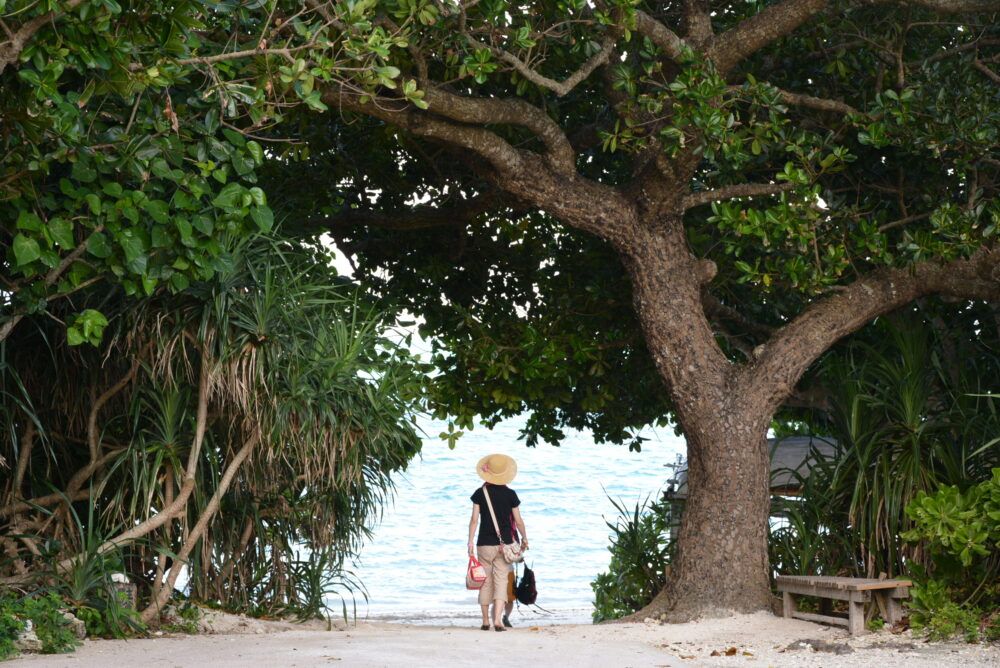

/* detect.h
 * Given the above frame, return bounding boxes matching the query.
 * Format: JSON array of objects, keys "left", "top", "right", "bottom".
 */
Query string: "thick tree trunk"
[
  {"left": 620, "top": 224, "right": 774, "bottom": 619},
  {"left": 646, "top": 417, "right": 772, "bottom": 619}
]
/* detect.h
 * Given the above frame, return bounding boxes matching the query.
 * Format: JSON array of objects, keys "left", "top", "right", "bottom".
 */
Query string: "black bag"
[{"left": 515, "top": 564, "right": 537, "bottom": 605}]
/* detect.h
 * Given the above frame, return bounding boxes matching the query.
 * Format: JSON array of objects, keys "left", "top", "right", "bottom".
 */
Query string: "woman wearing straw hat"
[{"left": 468, "top": 453, "right": 529, "bottom": 631}]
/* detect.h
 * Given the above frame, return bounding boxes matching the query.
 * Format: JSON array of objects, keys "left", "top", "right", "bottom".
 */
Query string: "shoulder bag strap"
[{"left": 482, "top": 485, "right": 506, "bottom": 546}]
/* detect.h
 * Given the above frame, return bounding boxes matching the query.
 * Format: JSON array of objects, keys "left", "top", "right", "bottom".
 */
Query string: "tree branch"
[
  {"left": 0, "top": 225, "right": 104, "bottom": 344},
  {"left": 973, "top": 59, "right": 1000, "bottom": 85},
  {"left": 0, "top": 0, "right": 90, "bottom": 74},
  {"left": 322, "top": 87, "right": 635, "bottom": 243},
  {"left": 141, "top": 433, "right": 257, "bottom": 623},
  {"left": 684, "top": 182, "right": 798, "bottom": 210},
  {"left": 459, "top": 17, "right": 620, "bottom": 99},
  {"left": 772, "top": 87, "right": 861, "bottom": 115},
  {"left": 878, "top": 211, "right": 931, "bottom": 233},
  {"left": 749, "top": 246, "right": 1000, "bottom": 417},
  {"left": 906, "top": 37, "right": 1000, "bottom": 67},
  {"left": 683, "top": 0, "right": 714, "bottom": 45},
  {"left": 0, "top": 449, "right": 123, "bottom": 520},
  {"left": 634, "top": 10, "right": 686, "bottom": 61},
  {"left": 323, "top": 87, "right": 524, "bottom": 178},
  {"left": 87, "top": 355, "right": 142, "bottom": 463},
  {"left": 709, "top": 0, "right": 830, "bottom": 74},
  {"left": 702, "top": 292, "right": 776, "bottom": 341},
  {"left": 53, "top": 350, "right": 211, "bottom": 571},
  {"left": 421, "top": 87, "right": 576, "bottom": 174}
]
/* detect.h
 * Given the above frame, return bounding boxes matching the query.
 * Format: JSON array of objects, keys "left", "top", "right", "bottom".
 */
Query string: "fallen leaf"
[
  {"left": 743, "top": 651, "right": 754, "bottom": 656},
  {"left": 710, "top": 650, "right": 721, "bottom": 656},
  {"left": 726, "top": 647, "right": 738, "bottom": 656},
  {"left": 679, "top": 655, "right": 696, "bottom": 660},
  {"left": 530, "top": 627, "right": 540, "bottom": 631}
]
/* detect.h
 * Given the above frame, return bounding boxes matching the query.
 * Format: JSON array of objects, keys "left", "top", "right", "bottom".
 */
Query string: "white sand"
[{"left": 10, "top": 610, "right": 1000, "bottom": 667}]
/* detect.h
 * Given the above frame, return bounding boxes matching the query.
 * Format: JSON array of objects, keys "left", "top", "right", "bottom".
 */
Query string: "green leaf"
[
  {"left": 169, "top": 272, "right": 190, "bottom": 291},
  {"left": 248, "top": 187, "right": 266, "bottom": 206},
  {"left": 49, "top": 218, "right": 75, "bottom": 249},
  {"left": 192, "top": 215, "right": 214, "bottom": 235},
  {"left": 144, "top": 199, "right": 170, "bottom": 223},
  {"left": 66, "top": 326, "right": 85, "bottom": 346},
  {"left": 16, "top": 210, "right": 43, "bottom": 232},
  {"left": 250, "top": 205, "right": 273, "bottom": 232},
  {"left": 212, "top": 182, "right": 243, "bottom": 208},
  {"left": 102, "top": 182, "right": 124, "bottom": 198},
  {"left": 140, "top": 275, "right": 158, "bottom": 295},
  {"left": 85, "top": 193, "right": 102, "bottom": 215},
  {"left": 71, "top": 160, "right": 97, "bottom": 183},
  {"left": 13, "top": 234, "right": 41, "bottom": 265},
  {"left": 87, "top": 231, "right": 112, "bottom": 258},
  {"left": 246, "top": 140, "right": 264, "bottom": 165},
  {"left": 151, "top": 225, "right": 170, "bottom": 247}
]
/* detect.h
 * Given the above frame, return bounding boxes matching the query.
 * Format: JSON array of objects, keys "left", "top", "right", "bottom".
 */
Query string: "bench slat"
[
  {"left": 776, "top": 575, "right": 912, "bottom": 591},
  {"left": 777, "top": 580, "right": 869, "bottom": 602}
]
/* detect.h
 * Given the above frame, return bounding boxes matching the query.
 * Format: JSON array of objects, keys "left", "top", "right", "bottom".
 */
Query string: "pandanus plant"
[{"left": 1, "top": 234, "right": 422, "bottom": 624}]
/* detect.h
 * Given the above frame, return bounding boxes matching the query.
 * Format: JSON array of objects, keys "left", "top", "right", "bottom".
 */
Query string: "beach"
[{"left": 11, "top": 611, "right": 1000, "bottom": 668}]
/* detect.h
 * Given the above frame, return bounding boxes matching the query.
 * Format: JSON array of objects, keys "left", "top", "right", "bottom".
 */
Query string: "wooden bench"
[{"left": 775, "top": 575, "right": 912, "bottom": 635}]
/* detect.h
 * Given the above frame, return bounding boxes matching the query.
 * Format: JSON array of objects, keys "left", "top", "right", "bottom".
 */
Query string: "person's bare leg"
[
  {"left": 503, "top": 600, "right": 514, "bottom": 626},
  {"left": 481, "top": 604, "right": 491, "bottom": 628},
  {"left": 493, "top": 599, "right": 505, "bottom": 628}
]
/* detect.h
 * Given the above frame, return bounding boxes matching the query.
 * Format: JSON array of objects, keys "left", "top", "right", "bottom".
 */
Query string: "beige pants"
[{"left": 476, "top": 545, "right": 510, "bottom": 605}]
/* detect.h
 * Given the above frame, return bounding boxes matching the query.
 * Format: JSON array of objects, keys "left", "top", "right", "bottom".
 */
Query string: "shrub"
[
  {"left": 902, "top": 469, "right": 1000, "bottom": 643},
  {"left": 911, "top": 601, "right": 982, "bottom": 642},
  {"left": 0, "top": 592, "right": 80, "bottom": 656},
  {"left": 0, "top": 597, "right": 26, "bottom": 660},
  {"left": 591, "top": 493, "right": 675, "bottom": 622}
]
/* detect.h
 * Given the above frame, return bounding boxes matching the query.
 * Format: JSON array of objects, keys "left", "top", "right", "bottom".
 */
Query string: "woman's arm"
[
  {"left": 468, "top": 504, "right": 480, "bottom": 557},
  {"left": 512, "top": 507, "right": 528, "bottom": 550}
]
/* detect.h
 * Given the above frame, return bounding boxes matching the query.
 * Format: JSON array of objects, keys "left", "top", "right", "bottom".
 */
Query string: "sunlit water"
[{"left": 341, "top": 416, "right": 685, "bottom": 627}]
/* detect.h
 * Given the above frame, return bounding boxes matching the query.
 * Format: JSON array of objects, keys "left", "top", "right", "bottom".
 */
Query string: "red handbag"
[{"left": 466, "top": 556, "right": 487, "bottom": 589}]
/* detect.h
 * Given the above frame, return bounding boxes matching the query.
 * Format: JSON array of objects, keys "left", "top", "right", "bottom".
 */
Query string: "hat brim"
[{"left": 476, "top": 454, "right": 517, "bottom": 485}]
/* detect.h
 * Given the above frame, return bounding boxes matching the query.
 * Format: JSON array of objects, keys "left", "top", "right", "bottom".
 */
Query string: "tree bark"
[
  {"left": 644, "top": 417, "right": 772, "bottom": 619},
  {"left": 618, "top": 224, "right": 774, "bottom": 618}
]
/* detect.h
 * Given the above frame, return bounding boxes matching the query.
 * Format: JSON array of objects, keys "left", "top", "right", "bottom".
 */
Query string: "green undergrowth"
[{"left": 0, "top": 592, "right": 79, "bottom": 659}]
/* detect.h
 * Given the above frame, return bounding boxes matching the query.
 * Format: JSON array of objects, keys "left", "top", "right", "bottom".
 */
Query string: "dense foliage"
[
  {"left": 591, "top": 493, "right": 675, "bottom": 623},
  {"left": 259, "top": 1, "right": 1000, "bottom": 445},
  {"left": 1, "top": 235, "right": 422, "bottom": 623},
  {"left": 1, "top": 1, "right": 432, "bottom": 626},
  {"left": 0, "top": 592, "right": 79, "bottom": 657}
]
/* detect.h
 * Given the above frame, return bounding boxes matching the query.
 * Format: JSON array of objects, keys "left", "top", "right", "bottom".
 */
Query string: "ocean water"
[{"left": 344, "top": 416, "right": 685, "bottom": 627}]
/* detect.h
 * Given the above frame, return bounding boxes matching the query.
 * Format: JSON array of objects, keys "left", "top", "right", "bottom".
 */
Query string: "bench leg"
[
  {"left": 782, "top": 591, "right": 796, "bottom": 618},
  {"left": 848, "top": 600, "right": 866, "bottom": 635},
  {"left": 883, "top": 593, "right": 904, "bottom": 626}
]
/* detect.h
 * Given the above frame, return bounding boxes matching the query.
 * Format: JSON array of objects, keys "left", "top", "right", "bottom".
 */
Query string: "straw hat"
[{"left": 476, "top": 453, "right": 517, "bottom": 485}]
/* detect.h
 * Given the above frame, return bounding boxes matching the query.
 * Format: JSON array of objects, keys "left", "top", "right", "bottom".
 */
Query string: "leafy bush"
[
  {"left": 0, "top": 597, "right": 26, "bottom": 660},
  {"left": 29, "top": 500, "right": 146, "bottom": 640},
  {"left": 902, "top": 469, "right": 1000, "bottom": 643},
  {"left": 903, "top": 469, "right": 1000, "bottom": 574},
  {"left": 912, "top": 600, "right": 982, "bottom": 642},
  {"left": 161, "top": 602, "right": 202, "bottom": 635},
  {"left": 591, "top": 493, "right": 675, "bottom": 622},
  {"left": 0, "top": 592, "right": 79, "bottom": 656}
]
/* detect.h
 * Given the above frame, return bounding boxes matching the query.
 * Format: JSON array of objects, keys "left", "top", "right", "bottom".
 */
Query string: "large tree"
[{"left": 270, "top": 0, "right": 1000, "bottom": 620}]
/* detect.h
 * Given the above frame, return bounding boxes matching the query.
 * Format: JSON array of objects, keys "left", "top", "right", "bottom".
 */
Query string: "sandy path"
[{"left": 11, "top": 612, "right": 1000, "bottom": 667}]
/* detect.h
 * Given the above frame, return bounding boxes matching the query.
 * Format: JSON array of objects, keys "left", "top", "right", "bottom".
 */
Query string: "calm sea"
[{"left": 344, "top": 416, "right": 685, "bottom": 627}]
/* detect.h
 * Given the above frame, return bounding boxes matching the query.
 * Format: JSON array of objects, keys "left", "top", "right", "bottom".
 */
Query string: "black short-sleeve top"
[{"left": 471, "top": 483, "right": 520, "bottom": 546}]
